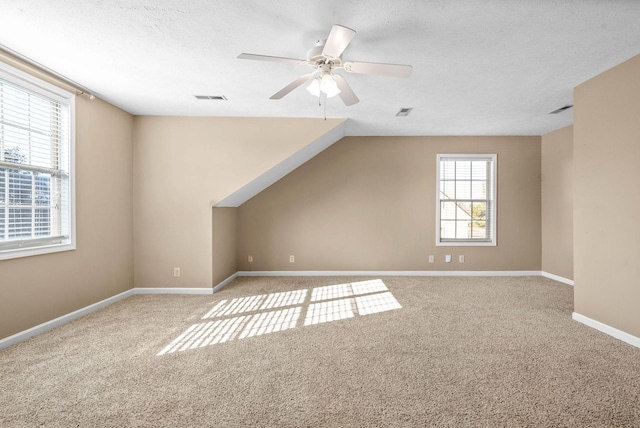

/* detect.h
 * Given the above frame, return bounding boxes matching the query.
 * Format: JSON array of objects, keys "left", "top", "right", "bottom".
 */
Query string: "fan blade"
[
  {"left": 270, "top": 73, "right": 315, "bottom": 99},
  {"left": 322, "top": 25, "right": 356, "bottom": 59},
  {"left": 332, "top": 74, "right": 359, "bottom": 106},
  {"left": 238, "top": 53, "right": 307, "bottom": 66},
  {"left": 343, "top": 61, "right": 412, "bottom": 78}
]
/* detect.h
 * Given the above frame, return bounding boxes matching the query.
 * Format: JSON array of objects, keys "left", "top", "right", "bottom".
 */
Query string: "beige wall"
[
  {"left": 541, "top": 126, "right": 573, "bottom": 280},
  {"left": 0, "top": 72, "right": 134, "bottom": 339},
  {"left": 17, "top": 47, "right": 640, "bottom": 344},
  {"left": 133, "top": 117, "right": 344, "bottom": 288},
  {"left": 237, "top": 136, "right": 541, "bottom": 272},
  {"left": 212, "top": 207, "right": 237, "bottom": 285},
  {"left": 574, "top": 54, "right": 640, "bottom": 338}
]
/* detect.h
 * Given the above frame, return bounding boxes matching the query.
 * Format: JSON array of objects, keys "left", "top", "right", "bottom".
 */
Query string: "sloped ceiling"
[
  {"left": 215, "top": 120, "right": 347, "bottom": 207},
  {"left": 1, "top": 1, "right": 640, "bottom": 136}
]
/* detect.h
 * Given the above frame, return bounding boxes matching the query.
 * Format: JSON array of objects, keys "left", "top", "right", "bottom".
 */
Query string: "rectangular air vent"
[
  {"left": 194, "top": 95, "right": 227, "bottom": 100},
  {"left": 548, "top": 104, "right": 573, "bottom": 114},
  {"left": 396, "top": 107, "right": 413, "bottom": 117}
]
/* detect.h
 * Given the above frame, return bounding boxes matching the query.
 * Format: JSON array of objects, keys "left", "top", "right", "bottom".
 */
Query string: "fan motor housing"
[{"left": 306, "top": 39, "right": 342, "bottom": 67}]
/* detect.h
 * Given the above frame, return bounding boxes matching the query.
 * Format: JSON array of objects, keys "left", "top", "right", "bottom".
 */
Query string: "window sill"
[
  {"left": 436, "top": 241, "right": 496, "bottom": 247},
  {"left": 0, "top": 242, "right": 76, "bottom": 261}
]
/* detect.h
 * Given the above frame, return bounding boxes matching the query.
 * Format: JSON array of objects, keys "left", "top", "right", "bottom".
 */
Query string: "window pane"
[
  {"left": 441, "top": 220, "right": 456, "bottom": 239},
  {"left": 28, "top": 95, "right": 54, "bottom": 134},
  {"left": 35, "top": 173, "right": 51, "bottom": 206},
  {"left": 471, "top": 181, "right": 486, "bottom": 199},
  {"left": 3, "top": 144, "right": 28, "bottom": 164},
  {"left": 472, "top": 161, "right": 487, "bottom": 180},
  {"left": 441, "top": 161, "right": 455, "bottom": 180},
  {"left": 440, "top": 180, "right": 455, "bottom": 199},
  {"left": 472, "top": 202, "right": 487, "bottom": 221},
  {"left": 457, "top": 202, "right": 471, "bottom": 219},
  {"left": 456, "top": 220, "right": 471, "bottom": 239},
  {"left": 441, "top": 201, "right": 457, "bottom": 220},
  {"left": 455, "top": 180, "right": 471, "bottom": 199},
  {"left": 9, "top": 208, "right": 32, "bottom": 238},
  {"left": 2, "top": 84, "right": 29, "bottom": 128},
  {"left": 472, "top": 221, "right": 487, "bottom": 239},
  {"left": 456, "top": 161, "right": 471, "bottom": 179},
  {"left": 35, "top": 208, "right": 50, "bottom": 236},
  {"left": 9, "top": 170, "right": 33, "bottom": 205},
  {"left": 0, "top": 168, "right": 5, "bottom": 205},
  {"left": 0, "top": 208, "right": 4, "bottom": 240},
  {"left": 31, "top": 132, "right": 54, "bottom": 169}
]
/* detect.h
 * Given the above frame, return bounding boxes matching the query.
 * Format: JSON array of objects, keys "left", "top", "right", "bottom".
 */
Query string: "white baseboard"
[
  {"left": 213, "top": 272, "right": 239, "bottom": 293},
  {"left": 0, "top": 287, "right": 213, "bottom": 350},
  {"left": 0, "top": 289, "right": 134, "bottom": 351},
  {"left": 237, "top": 270, "right": 542, "bottom": 277},
  {"left": 0, "top": 270, "right": 579, "bottom": 351},
  {"left": 133, "top": 287, "right": 212, "bottom": 295},
  {"left": 572, "top": 312, "right": 640, "bottom": 349},
  {"left": 541, "top": 271, "right": 574, "bottom": 286}
]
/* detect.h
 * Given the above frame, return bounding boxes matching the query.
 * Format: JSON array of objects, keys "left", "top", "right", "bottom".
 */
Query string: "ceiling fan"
[{"left": 238, "top": 25, "right": 412, "bottom": 106}]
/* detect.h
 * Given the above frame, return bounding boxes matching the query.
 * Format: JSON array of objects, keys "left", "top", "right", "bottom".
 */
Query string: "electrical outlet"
[
  {"left": 428, "top": 255, "right": 434, "bottom": 263},
  {"left": 459, "top": 255, "right": 465, "bottom": 263},
  {"left": 173, "top": 267, "right": 181, "bottom": 277},
  {"left": 445, "top": 255, "right": 452, "bottom": 263},
  {"left": 248, "top": 255, "right": 253, "bottom": 263},
  {"left": 289, "top": 255, "right": 295, "bottom": 263}
]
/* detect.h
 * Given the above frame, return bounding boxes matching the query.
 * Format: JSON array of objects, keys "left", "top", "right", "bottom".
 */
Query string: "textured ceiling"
[{"left": 1, "top": 0, "right": 639, "bottom": 136}]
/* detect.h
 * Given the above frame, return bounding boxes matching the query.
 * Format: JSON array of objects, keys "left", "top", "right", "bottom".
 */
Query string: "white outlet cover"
[{"left": 445, "top": 255, "right": 452, "bottom": 263}]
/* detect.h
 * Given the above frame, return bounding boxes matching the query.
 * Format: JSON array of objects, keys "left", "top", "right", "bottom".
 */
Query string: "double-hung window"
[
  {"left": 436, "top": 154, "right": 496, "bottom": 246},
  {"left": 0, "top": 61, "right": 75, "bottom": 259}
]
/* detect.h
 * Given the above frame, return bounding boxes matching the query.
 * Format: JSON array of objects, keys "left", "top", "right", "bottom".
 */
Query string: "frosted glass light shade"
[
  {"left": 306, "top": 74, "right": 341, "bottom": 98},
  {"left": 320, "top": 75, "right": 340, "bottom": 98},
  {"left": 306, "top": 78, "right": 321, "bottom": 97}
]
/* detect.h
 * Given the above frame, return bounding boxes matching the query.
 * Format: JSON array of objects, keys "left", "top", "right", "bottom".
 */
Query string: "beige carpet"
[{"left": 1, "top": 276, "right": 639, "bottom": 427}]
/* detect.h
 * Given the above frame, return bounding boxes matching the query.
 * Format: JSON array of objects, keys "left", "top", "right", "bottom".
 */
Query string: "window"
[
  {"left": 436, "top": 154, "right": 496, "bottom": 246},
  {"left": 0, "top": 61, "right": 75, "bottom": 260}
]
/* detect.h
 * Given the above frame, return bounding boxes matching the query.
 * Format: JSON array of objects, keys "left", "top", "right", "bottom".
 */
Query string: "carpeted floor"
[{"left": 1, "top": 276, "right": 639, "bottom": 427}]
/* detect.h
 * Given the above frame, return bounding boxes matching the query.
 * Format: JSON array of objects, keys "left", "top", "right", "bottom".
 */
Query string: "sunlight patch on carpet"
[
  {"left": 310, "top": 279, "right": 388, "bottom": 302},
  {"left": 356, "top": 292, "right": 402, "bottom": 315},
  {"left": 202, "top": 289, "right": 307, "bottom": 318},
  {"left": 157, "top": 279, "right": 401, "bottom": 355},
  {"left": 304, "top": 298, "right": 355, "bottom": 326},
  {"left": 238, "top": 307, "right": 301, "bottom": 339}
]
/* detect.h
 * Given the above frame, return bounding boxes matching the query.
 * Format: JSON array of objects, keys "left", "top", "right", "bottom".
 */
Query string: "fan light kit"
[
  {"left": 238, "top": 25, "right": 413, "bottom": 106},
  {"left": 307, "top": 72, "right": 341, "bottom": 98}
]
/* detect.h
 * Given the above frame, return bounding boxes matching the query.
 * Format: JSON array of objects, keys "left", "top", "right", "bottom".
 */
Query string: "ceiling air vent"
[
  {"left": 194, "top": 95, "right": 227, "bottom": 100},
  {"left": 548, "top": 104, "right": 573, "bottom": 114},
  {"left": 396, "top": 107, "right": 413, "bottom": 117}
]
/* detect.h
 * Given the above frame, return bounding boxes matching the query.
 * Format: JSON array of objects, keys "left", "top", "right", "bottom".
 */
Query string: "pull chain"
[
  {"left": 323, "top": 97, "right": 327, "bottom": 120},
  {"left": 319, "top": 92, "right": 327, "bottom": 120}
]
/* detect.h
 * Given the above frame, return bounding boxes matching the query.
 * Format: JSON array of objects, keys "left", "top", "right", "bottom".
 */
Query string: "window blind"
[{"left": 0, "top": 71, "right": 72, "bottom": 255}]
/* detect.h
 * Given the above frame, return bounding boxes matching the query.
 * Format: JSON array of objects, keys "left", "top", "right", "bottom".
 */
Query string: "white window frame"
[
  {"left": 436, "top": 154, "right": 496, "bottom": 246},
  {"left": 0, "top": 61, "right": 75, "bottom": 260}
]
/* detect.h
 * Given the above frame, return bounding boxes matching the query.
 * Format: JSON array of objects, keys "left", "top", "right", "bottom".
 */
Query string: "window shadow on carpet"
[{"left": 157, "top": 279, "right": 401, "bottom": 356}]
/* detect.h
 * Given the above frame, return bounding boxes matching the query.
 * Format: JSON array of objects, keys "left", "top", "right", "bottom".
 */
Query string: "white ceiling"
[{"left": 1, "top": 0, "right": 639, "bottom": 136}]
